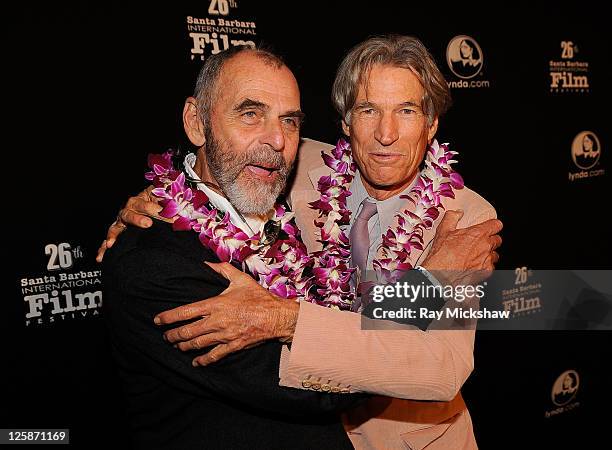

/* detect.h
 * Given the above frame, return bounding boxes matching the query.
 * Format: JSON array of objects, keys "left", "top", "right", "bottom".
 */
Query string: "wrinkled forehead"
[
  {"left": 216, "top": 54, "right": 300, "bottom": 108},
  {"left": 356, "top": 63, "right": 425, "bottom": 103}
]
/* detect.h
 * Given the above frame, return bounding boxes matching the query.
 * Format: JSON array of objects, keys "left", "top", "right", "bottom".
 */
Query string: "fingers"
[
  {"left": 463, "top": 219, "right": 503, "bottom": 243},
  {"left": 204, "top": 261, "right": 247, "bottom": 283},
  {"left": 482, "top": 251, "right": 499, "bottom": 271},
  {"left": 477, "top": 218, "right": 503, "bottom": 235},
  {"left": 126, "top": 192, "right": 171, "bottom": 224},
  {"left": 177, "top": 332, "right": 225, "bottom": 352},
  {"left": 192, "top": 340, "right": 247, "bottom": 367},
  {"left": 120, "top": 204, "right": 153, "bottom": 229},
  {"left": 142, "top": 186, "right": 155, "bottom": 202},
  {"left": 164, "top": 317, "right": 213, "bottom": 344},
  {"left": 436, "top": 209, "right": 464, "bottom": 235},
  {"left": 489, "top": 234, "right": 503, "bottom": 250},
  {"left": 154, "top": 300, "right": 210, "bottom": 325},
  {"left": 96, "top": 219, "right": 127, "bottom": 262},
  {"left": 491, "top": 251, "right": 499, "bottom": 265},
  {"left": 96, "top": 241, "right": 107, "bottom": 263},
  {"left": 119, "top": 191, "right": 166, "bottom": 229},
  {"left": 135, "top": 196, "right": 163, "bottom": 218},
  {"left": 106, "top": 219, "right": 128, "bottom": 245}
]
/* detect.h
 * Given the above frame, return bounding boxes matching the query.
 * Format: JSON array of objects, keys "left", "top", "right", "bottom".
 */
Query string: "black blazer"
[{"left": 103, "top": 220, "right": 364, "bottom": 450}]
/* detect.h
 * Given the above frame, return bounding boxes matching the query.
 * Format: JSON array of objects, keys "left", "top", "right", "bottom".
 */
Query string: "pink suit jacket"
[{"left": 279, "top": 138, "right": 497, "bottom": 450}]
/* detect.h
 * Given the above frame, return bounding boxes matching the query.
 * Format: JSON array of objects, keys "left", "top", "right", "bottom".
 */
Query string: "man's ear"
[
  {"left": 427, "top": 116, "right": 439, "bottom": 143},
  {"left": 183, "top": 97, "right": 205, "bottom": 147},
  {"left": 341, "top": 119, "right": 351, "bottom": 137}
]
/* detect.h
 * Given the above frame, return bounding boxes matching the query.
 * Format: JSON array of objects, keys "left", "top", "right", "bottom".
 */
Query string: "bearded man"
[{"left": 103, "top": 46, "right": 370, "bottom": 450}]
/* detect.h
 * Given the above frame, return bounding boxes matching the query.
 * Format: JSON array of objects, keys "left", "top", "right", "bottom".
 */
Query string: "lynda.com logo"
[
  {"left": 572, "top": 131, "right": 601, "bottom": 170},
  {"left": 446, "top": 35, "right": 484, "bottom": 80},
  {"left": 545, "top": 369, "right": 581, "bottom": 417},
  {"left": 551, "top": 370, "right": 579, "bottom": 406}
]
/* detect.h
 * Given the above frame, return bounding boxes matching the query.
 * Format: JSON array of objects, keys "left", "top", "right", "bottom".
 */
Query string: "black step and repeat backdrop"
[{"left": 3, "top": 3, "right": 611, "bottom": 448}]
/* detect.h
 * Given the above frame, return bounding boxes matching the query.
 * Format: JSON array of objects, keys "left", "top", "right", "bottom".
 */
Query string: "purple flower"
[
  {"left": 145, "top": 151, "right": 182, "bottom": 187},
  {"left": 309, "top": 195, "right": 334, "bottom": 213},
  {"left": 145, "top": 152, "right": 173, "bottom": 177},
  {"left": 149, "top": 172, "right": 197, "bottom": 220},
  {"left": 265, "top": 239, "right": 310, "bottom": 273},
  {"left": 450, "top": 172, "right": 464, "bottom": 189},
  {"left": 193, "top": 190, "right": 209, "bottom": 211},
  {"left": 173, "top": 216, "right": 195, "bottom": 231}
]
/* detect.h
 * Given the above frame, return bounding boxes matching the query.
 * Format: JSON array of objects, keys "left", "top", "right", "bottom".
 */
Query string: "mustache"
[
  {"left": 208, "top": 139, "right": 289, "bottom": 175},
  {"left": 240, "top": 146, "right": 287, "bottom": 172}
]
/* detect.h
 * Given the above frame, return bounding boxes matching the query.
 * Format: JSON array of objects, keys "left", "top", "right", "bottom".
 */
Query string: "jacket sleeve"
[
  {"left": 279, "top": 270, "right": 474, "bottom": 401},
  {"left": 103, "top": 243, "right": 366, "bottom": 418},
  {"left": 279, "top": 301, "right": 476, "bottom": 401}
]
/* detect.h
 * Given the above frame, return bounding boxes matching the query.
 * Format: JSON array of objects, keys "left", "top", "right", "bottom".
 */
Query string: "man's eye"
[
  {"left": 400, "top": 108, "right": 417, "bottom": 115},
  {"left": 241, "top": 111, "right": 262, "bottom": 123},
  {"left": 282, "top": 117, "right": 299, "bottom": 129},
  {"left": 360, "top": 108, "right": 376, "bottom": 115}
]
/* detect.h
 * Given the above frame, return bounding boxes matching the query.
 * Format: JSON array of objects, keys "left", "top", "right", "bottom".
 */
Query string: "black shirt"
[{"left": 103, "top": 220, "right": 364, "bottom": 450}]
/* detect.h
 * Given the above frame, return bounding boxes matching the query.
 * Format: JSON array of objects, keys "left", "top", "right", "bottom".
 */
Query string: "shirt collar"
[{"left": 348, "top": 170, "right": 419, "bottom": 232}]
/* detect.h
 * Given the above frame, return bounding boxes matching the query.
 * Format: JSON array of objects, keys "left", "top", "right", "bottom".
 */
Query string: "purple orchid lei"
[
  {"left": 145, "top": 151, "right": 312, "bottom": 302},
  {"left": 144, "top": 139, "right": 463, "bottom": 310},
  {"left": 373, "top": 141, "right": 464, "bottom": 282},
  {"left": 311, "top": 138, "right": 464, "bottom": 287},
  {"left": 308, "top": 139, "right": 357, "bottom": 309}
]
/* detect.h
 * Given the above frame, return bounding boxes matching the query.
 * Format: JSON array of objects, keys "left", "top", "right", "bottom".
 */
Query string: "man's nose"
[
  {"left": 261, "top": 119, "right": 285, "bottom": 152},
  {"left": 374, "top": 112, "right": 399, "bottom": 146}
]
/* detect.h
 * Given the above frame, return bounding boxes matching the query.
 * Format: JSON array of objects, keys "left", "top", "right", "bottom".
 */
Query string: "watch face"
[{"left": 262, "top": 220, "right": 281, "bottom": 245}]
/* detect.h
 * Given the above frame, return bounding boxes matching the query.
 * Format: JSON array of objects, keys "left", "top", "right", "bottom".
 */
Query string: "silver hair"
[
  {"left": 332, "top": 35, "right": 452, "bottom": 125},
  {"left": 193, "top": 45, "right": 285, "bottom": 124}
]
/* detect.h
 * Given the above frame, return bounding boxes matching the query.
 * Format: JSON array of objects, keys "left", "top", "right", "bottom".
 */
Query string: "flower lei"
[
  {"left": 313, "top": 139, "right": 464, "bottom": 285},
  {"left": 145, "top": 152, "right": 312, "bottom": 302},
  {"left": 145, "top": 139, "right": 463, "bottom": 310}
]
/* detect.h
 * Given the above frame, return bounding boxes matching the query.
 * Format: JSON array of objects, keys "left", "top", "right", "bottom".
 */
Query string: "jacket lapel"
[
  {"left": 374, "top": 197, "right": 445, "bottom": 268},
  {"left": 287, "top": 164, "right": 335, "bottom": 254},
  {"left": 307, "top": 164, "right": 333, "bottom": 189}
]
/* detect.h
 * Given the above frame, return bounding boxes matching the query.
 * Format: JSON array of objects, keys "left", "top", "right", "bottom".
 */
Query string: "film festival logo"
[
  {"left": 545, "top": 370, "right": 580, "bottom": 418},
  {"left": 549, "top": 41, "right": 590, "bottom": 93},
  {"left": 19, "top": 242, "right": 102, "bottom": 327},
  {"left": 569, "top": 131, "right": 605, "bottom": 181},
  {"left": 501, "top": 267, "right": 542, "bottom": 318},
  {"left": 446, "top": 35, "right": 490, "bottom": 89},
  {"left": 186, "top": 0, "right": 257, "bottom": 62}
]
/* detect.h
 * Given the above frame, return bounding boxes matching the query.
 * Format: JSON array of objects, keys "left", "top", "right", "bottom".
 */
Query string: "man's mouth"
[
  {"left": 245, "top": 163, "right": 280, "bottom": 178},
  {"left": 369, "top": 152, "right": 403, "bottom": 162}
]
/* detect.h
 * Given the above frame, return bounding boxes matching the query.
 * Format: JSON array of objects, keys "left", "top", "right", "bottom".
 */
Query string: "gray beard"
[{"left": 204, "top": 126, "right": 293, "bottom": 216}]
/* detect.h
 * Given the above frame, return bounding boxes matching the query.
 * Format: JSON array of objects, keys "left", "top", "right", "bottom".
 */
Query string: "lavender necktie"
[{"left": 350, "top": 199, "right": 378, "bottom": 276}]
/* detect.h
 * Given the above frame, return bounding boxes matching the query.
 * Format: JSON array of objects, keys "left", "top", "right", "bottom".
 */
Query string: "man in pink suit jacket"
[
  {"left": 279, "top": 137, "right": 495, "bottom": 450},
  {"left": 100, "top": 36, "right": 501, "bottom": 449}
]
